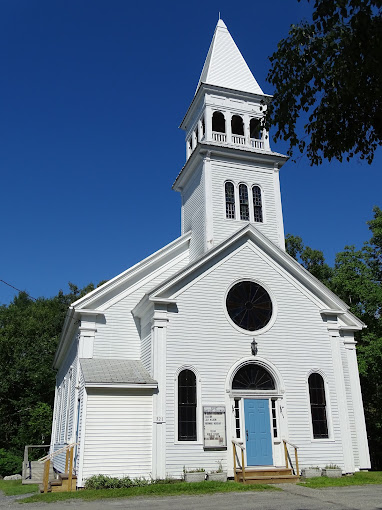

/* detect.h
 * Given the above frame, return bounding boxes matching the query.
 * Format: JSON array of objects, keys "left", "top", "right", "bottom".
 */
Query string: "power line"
[{"left": 0, "top": 279, "right": 37, "bottom": 301}]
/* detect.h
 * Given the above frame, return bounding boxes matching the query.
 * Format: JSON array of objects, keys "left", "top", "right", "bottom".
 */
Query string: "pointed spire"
[{"left": 196, "top": 19, "right": 263, "bottom": 95}]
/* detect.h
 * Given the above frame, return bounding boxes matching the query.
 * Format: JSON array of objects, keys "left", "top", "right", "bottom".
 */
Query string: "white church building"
[{"left": 51, "top": 20, "right": 371, "bottom": 486}]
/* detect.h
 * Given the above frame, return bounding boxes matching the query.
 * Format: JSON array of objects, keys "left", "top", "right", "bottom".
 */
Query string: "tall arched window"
[
  {"left": 225, "top": 182, "right": 235, "bottom": 219},
  {"left": 239, "top": 184, "right": 249, "bottom": 220},
  {"left": 231, "top": 115, "right": 244, "bottom": 135},
  {"left": 308, "top": 373, "right": 329, "bottom": 438},
  {"left": 212, "top": 111, "right": 225, "bottom": 133},
  {"left": 252, "top": 185, "right": 263, "bottom": 222},
  {"left": 178, "top": 369, "right": 197, "bottom": 441}
]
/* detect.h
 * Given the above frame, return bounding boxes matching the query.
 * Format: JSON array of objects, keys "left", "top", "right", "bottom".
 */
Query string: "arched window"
[
  {"left": 231, "top": 115, "right": 244, "bottom": 135},
  {"left": 239, "top": 184, "right": 249, "bottom": 220},
  {"left": 232, "top": 364, "right": 275, "bottom": 390},
  {"left": 201, "top": 116, "right": 205, "bottom": 138},
  {"left": 308, "top": 373, "right": 329, "bottom": 439},
  {"left": 252, "top": 185, "right": 263, "bottom": 222},
  {"left": 225, "top": 182, "right": 235, "bottom": 219},
  {"left": 178, "top": 369, "right": 197, "bottom": 441},
  {"left": 250, "top": 118, "right": 262, "bottom": 139},
  {"left": 212, "top": 111, "right": 225, "bottom": 133}
]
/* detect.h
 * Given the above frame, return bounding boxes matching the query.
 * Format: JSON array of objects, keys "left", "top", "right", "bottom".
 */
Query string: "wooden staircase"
[
  {"left": 232, "top": 439, "right": 300, "bottom": 485},
  {"left": 40, "top": 472, "right": 77, "bottom": 493},
  {"left": 235, "top": 467, "right": 299, "bottom": 484},
  {"left": 38, "top": 442, "right": 78, "bottom": 493}
]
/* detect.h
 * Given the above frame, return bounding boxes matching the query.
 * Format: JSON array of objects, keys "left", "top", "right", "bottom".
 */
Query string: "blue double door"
[{"left": 244, "top": 399, "right": 273, "bottom": 466}]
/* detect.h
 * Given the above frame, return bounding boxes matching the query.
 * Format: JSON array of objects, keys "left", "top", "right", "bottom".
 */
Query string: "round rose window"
[{"left": 226, "top": 281, "right": 272, "bottom": 331}]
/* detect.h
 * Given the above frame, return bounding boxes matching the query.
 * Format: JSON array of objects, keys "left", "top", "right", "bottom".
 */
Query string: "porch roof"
[{"left": 80, "top": 359, "right": 157, "bottom": 386}]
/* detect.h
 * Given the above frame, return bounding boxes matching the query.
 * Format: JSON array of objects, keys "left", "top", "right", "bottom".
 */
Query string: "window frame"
[
  {"left": 174, "top": 366, "right": 202, "bottom": 444},
  {"left": 225, "top": 181, "right": 236, "bottom": 219},
  {"left": 222, "top": 181, "right": 266, "bottom": 224},
  {"left": 252, "top": 185, "right": 264, "bottom": 223},
  {"left": 307, "top": 371, "right": 332, "bottom": 441}
]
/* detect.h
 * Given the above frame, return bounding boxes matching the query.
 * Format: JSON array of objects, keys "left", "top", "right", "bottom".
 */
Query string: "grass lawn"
[
  {"left": 299, "top": 471, "right": 382, "bottom": 488},
  {"left": 20, "top": 480, "right": 277, "bottom": 503},
  {"left": 0, "top": 480, "right": 39, "bottom": 496}
]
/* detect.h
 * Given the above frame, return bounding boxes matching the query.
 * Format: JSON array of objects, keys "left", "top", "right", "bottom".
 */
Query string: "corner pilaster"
[
  {"left": 326, "top": 320, "right": 354, "bottom": 472},
  {"left": 151, "top": 304, "right": 168, "bottom": 479}
]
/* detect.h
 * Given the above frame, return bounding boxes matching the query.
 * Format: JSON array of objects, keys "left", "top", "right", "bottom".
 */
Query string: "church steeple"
[
  {"left": 174, "top": 20, "right": 288, "bottom": 262},
  {"left": 196, "top": 19, "right": 263, "bottom": 95}
]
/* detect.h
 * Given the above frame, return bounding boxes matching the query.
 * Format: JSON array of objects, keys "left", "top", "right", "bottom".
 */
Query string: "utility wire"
[{"left": 0, "top": 279, "right": 37, "bottom": 301}]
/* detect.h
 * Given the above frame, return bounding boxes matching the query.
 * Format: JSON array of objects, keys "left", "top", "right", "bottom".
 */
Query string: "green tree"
[
  {"left": 0, "top": 283, "right": 97, "bottom": 465},
  {"left": 285, "top": 233, "right": 333, "bottom": 284},
  {"left": 266, "top": 0, "right": 382, "bottom": 165},
  {"left": 286, "top": 208, "right": 382, "bottom": 468},
  {"left": 331, "top": 208, "right": 382, "bottom": 468}
]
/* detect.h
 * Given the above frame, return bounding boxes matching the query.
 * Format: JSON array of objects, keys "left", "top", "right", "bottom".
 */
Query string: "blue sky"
[{"left": 1, "top": 0, "right": 381, "bottom": 304}]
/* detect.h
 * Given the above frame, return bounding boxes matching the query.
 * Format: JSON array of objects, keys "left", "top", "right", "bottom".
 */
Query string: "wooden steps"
[
  {"left": 236, "top": 467, "right": 299, "bottom": 484},
  {"left": 39, "top": 473, "right": 77, "bottom": 493}
]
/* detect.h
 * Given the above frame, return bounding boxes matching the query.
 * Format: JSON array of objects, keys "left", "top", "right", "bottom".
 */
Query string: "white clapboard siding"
[
  {"left": 93, "top": 255, "right": 189, "bottom": 359},
  {"left": 53, "top": 332, "right": 80, "bottom": 472},
  {"left": 164, "top": 244, "right": 345, "bottom": 475},
  {"left": 82, "top": 389, "right": 153, "bottom": 480},
  {"left": 182, "top": 162, "right": 205, "bottom": 261},
  {"left": 211, "top": 160, "right": 280, "bottom": 248}
]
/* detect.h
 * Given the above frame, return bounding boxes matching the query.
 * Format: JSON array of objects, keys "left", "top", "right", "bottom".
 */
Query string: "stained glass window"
[
  {"left": 252, "top": 186, "right": 263, "bottom": 222},
  {"left": 308, "top": 373, "right": 329, "bottom": 439},
  {"left": 232, "top": 364, "right": 275, "bottom": 390},
  {"left": 226, "top": 281, "right": 272, "bottom": 331},
  {"left": 239, "top": 184, "right": 249, "bottom": 220},
  {"left": 178, "top": 369, "right": 197, "bottom": 441}
]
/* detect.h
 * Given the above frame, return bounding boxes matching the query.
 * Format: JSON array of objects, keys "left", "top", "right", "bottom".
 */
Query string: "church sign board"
[{"left": 203, "top": 406, "right": 227, "bottom": 449}]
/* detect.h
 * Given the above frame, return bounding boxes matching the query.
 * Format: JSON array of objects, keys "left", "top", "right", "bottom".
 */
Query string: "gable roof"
[
  {"left": 139, "top": 224, "right": 364, "bottom": 331},
  {"left": 54, "top": 232, "right": 191, "bottom": 368},
  {"left": 80, "top": 359, "right": 157, "bottom": 387},
  {"left": 196, "top": 19, "right": 263, "bottom": 95}
]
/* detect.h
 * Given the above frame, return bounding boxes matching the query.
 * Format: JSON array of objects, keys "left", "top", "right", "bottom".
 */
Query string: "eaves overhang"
[
  {"left": 172, "top": 142, "right": 288, "bottom": 191},
  {"left": 145, "top": 224, "right": 364, "bottom": 330}
]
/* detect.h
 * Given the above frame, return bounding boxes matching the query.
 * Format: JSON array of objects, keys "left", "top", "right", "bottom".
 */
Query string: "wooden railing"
[
  {"left": 283, "top": 439, "right": 299, "bottom": 476},
  {"left": 232, "top": 439, "right": 246, "bottom": 483},
  {"left": 250, "top": 138, "right": 264, "bottom": 149},
  {"left": 23, "top": 444, "right": 50, "bottom": 480},
  {"left": 38, "top": 443, "right": 78, "bottom": 493},
  {"left": 212, "top": 132, "right": 227, "bottom": 143},
  {"left": 232, "top": 134, "right": 246, "bottom": 145}
]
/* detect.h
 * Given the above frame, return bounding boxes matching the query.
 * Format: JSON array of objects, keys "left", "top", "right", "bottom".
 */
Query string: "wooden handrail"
[
  {"left": 38, "top": 442, "right": 78, "bottom": 463},
  {"left": 282, "top": 439, "right": 299, "bottom": 476},
  {"left": 232, "top": 440, "right": 246, "bottom": 484},
  {"left": 40, "top": 443, "right": 78, "bottom": 493}
]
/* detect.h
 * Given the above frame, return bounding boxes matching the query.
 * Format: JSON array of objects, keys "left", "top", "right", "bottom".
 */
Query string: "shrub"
[
  {"left": 84, "top": 474, "right": 134, "bottom": 490},
  {"left": 84, "top": 474, "right": 180, "bottom": 490},
  {"left": 0, "top": 449, "right": 23, "bottom": 477}
]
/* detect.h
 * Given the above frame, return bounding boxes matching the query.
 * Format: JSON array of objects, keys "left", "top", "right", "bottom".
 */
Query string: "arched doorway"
[{"left": 232, "top": 363, "right": 277, "bottom": 466}]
